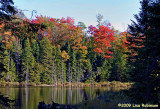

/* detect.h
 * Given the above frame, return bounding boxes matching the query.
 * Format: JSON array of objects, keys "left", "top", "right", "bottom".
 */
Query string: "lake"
[{"left": 0, "top": 86, "right": 130, "bottom": 109}]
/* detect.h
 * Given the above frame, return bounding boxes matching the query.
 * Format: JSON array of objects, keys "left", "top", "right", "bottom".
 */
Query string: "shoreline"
[{"left": 0, "top": 81, "right": 133, "bottom": 88}]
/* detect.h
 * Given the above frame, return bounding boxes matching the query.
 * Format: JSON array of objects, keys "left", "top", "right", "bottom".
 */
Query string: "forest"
[
  {"left": 1, "top": 0, "right": 160, "bottom": 105},
  {"left": 0, "top": 4, "right": 130, "bottom": 85}
]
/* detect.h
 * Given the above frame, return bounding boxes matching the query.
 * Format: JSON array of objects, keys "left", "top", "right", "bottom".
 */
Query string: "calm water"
[{"left": 0, "top": 86, "right": 129, "bottom": 109}]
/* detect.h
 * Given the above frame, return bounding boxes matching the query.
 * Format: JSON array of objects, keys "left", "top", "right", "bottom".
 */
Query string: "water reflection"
[{"left": 0, "top": 86, "right": 126, "bottom": 109}]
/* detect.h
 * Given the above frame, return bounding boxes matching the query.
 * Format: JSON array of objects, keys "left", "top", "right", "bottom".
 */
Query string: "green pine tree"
[
  {"left": 7, "top": 58, "right": 17, "bottom": 82},
  {"left": 55, "top": 46, "right": 62, "bottom": 83},
  {"left": 39, "top": 38, "right": 52, "bottom": 84},
  {"left": 30, "top": 62, "right": 41, "bottom": 84},
  {"left": 0, "top": 49, "right": 9, "bottom": 81},
  {"left": 22, "top": 38, "right": 35, "bottom": 82},
  {"left": 71, "top": 50, "right": 77, "bottom": 82},
  {"left": 128, "top": 0, "right": 160, "bottom": 103},
  {"left": 10, "top": 40, "right": 22, "bottom": 78},
  {"left": 31, "top": 40, "right": 40, "bottom": 62},
  {"left": 66, "top": 42, "right": 71, "bottom": 82}
]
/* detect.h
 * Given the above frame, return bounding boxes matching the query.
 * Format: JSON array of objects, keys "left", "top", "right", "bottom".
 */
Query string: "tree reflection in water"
[{"left": 0, "top": 86, "right": 130, "bottom": 109}]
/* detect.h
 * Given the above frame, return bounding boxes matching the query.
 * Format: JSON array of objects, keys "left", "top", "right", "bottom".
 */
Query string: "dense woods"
[
  {"left": 0, "top": 11, "right": 130, "bottom": 84},
  {"left": 1, "top": 0, "right": 160, "bottom": 105}
]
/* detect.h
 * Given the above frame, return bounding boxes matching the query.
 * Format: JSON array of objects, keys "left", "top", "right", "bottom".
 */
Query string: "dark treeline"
[{"left": 127, "top": 0, "right": 160, "bottom": 104}]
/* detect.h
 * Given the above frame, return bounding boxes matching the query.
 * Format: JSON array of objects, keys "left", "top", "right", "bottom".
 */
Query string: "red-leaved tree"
[{"left": 88, "top": 25, "right": 115, "bottom": 59}]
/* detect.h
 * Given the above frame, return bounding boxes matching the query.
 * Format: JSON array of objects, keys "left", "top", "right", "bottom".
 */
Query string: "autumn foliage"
[
  {"left": 88, "top": 25, "right": 115, "bottom": 59},
  {"left": 0, "top": 13, "right": 133, "bottom": 84},
  {"left": 30, "top": 16, "right": 88, "bottom": 60}
]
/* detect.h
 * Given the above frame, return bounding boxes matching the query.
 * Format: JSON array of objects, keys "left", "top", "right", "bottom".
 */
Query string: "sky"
[{"left": 14, "top": 0, "right": 141, "bottom": 32}]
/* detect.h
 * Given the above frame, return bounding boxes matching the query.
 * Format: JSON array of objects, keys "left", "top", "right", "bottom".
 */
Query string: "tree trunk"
[
  {"left": 54, "top": 64, "right": 57, "bottom": 86},
  {"left": 8, "top": 50, "right": 10, "bottom": 71},
  {"left": 26, "top": 62, "right": 29, "bottom": 86},
  {"left": 77, "top": 63, "right": 79, "bottom": 87},
  {"left": 52, "top": 62, "right": 54, "bottom": 86},
  {"left": 61, "top": 61, "right": 63, "bottom": 85},
  {"left": 71, "top": 65, "right": 72, "bottom": 87},
  {"left": 69, "top": 63, "right": 71, "bottom": 87}
]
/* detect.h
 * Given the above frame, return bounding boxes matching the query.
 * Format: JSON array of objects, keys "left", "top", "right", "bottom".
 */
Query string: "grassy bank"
[{"left": 0, "top": 81, "right": 133, "bottom": 88}]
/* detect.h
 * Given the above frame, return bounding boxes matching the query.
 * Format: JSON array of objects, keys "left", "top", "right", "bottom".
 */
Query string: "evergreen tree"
[
  {"left": 0, "top": 49, "right": 9, "bottom": 81},
  {"left": 128, "top": 0, "right": 160, "bottom": 103},
  {"left": 101, "top": 59, "right": 111, "bottom": 82},
  {"left": 31, "top": 40, "right": 40, "bottom": 62},
  {"left": 66, "top": 42, "right": 71, "bottom": 82},
  {"left": 54, "top": 46, "right": 62, "bottom": 83},
  {"left": 86, "top": 37, "right": 97, "bottom": 82},
  {"left": 83, "top": 59, "right": 93, "bottom": 83},
  {"left": 0, "top": 0, "right": 16, "bottom": 21},
  {"left": 39, "top": 38, "right": 52, "bottom": 84},
  {"left": 110, "top": 33, "right": 128, "bottom": 82},
  {"left": 61, "top": 61, "right": 66, "bottom": 83},
  {"left": 6, "top": 58, "right": 17, "bottom": 82},
  {"left": 71, "top": 50, "right": 77, "bottom": 82},
  {"left": 2, "top": 49, "right": 9, "bottom": 72},
  {"left": 30, "top": 62, "right": 41, "bottom": 84},
  {"left": 128, "top": 0, "right": 149, "bottom": 81},
  {"left": 111, "top": 49, "right": 128, "bottom": 81},
  {"left": 61, "top": 50, "right": 70, "bottom": 83},
  {"left": 21, "top": 38, "right": 35, "bottom": 82},
  {"left": 96, "top": 13, "right": 103, "bottom": 27},
  {"left": 0, "top": 44, "right": 5, "bottom": 73},
  {"left": 10, "top": 40, "right": 22, "bottom": 80},
  {"left": 52, "top": 45, "right": 57, "bottom": 85}
]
